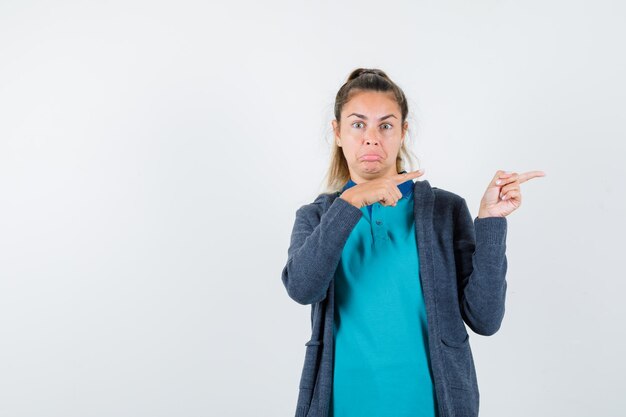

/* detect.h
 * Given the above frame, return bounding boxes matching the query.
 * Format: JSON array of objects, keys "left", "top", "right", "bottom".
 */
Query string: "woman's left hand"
[{"left": 478, "top": 170, "right": 546, "bottom": 218}]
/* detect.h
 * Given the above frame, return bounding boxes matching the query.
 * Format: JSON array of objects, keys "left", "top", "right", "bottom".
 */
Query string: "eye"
[
  {"left": 381, "top": 123, "right": 393, "bottom": 130},
  {"left": 351, "top": 122, "right": 364, "bottom": 129}
]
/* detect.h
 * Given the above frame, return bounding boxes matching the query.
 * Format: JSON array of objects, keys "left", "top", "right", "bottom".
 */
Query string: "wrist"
[
  {"left": 478, "top": 211, "right": 504, "bottom": 219},
  {"left": 477, "top": 210, "right": 492, "bottom": 219},
  {"left": 339, "top": 193, "right": 360, "bottom": 209}
]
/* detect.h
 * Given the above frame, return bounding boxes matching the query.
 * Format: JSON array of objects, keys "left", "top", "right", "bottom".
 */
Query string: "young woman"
[{"left": 281, "top": 68, "right": 545, "bottom": 417}]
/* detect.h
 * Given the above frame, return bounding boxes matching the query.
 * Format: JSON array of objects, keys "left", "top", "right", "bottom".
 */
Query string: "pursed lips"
[{"left": 360, "top": 154, "right": 383, "bottom": 161}]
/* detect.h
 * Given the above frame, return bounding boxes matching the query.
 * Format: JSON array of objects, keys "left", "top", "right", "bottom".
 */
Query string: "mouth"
[{"left": 360, "top": 154, "right": 383, "bottom": 161}]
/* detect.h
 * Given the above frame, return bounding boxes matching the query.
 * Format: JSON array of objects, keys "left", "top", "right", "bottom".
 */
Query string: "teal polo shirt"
[{"left": 331, "top": 173, "right": 439, "bottom": 417}]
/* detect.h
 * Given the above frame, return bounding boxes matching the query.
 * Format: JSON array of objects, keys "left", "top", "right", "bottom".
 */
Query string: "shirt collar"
[{"left": 341, "top": 170, "right": 414, "bottom": 200}]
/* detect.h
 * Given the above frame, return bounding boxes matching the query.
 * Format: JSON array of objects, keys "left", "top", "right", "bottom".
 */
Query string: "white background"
[{"left": 1, "top": 1, "right": 624, "bottom": 416}]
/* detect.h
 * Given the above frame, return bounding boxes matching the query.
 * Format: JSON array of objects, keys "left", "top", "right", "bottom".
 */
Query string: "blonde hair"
[{"left": 322, "top": 68, "right": 420, "bottom": 193}]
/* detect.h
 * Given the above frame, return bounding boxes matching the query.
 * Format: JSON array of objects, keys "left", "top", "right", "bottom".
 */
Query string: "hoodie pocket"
[
  {"left": 440, "top": 333, "right": 473, "bottom": 390},
  {"left": 441, "top": 332, "right": 469, "bottom": 348}
]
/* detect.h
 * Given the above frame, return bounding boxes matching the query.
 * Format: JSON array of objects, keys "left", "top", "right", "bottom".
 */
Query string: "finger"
[
  {"left": 502, "top": 189, "right": 521, "bottom": 202},
  {"left": 384, "top": 184, "right": 402, "bottom": 202},
  {"left": 387, "top": 188, "right": 399, "bottom": 206},
  {"left": 382, "top": 189, "right": 398, "bottom": 206},
  {"left": 490, "top": 170, "right": 511, "bottom": 186},
  {"left": 393, "top": 185, "right": 402, "bottom": 201},
  {"left": 496, "top": 173, "right": 519, "bottom": 186},
  {"left": 517, "top": 170, "right": 546, "bottom": 184},
  {"left": 394, "top": 169, "right": 425, "bottom": 184},
  {"left": 379, "top": 190, "right": 390, "bottom": 206},
  {"left": 500, "top": 183, "right": 520, "bottom": 196}
]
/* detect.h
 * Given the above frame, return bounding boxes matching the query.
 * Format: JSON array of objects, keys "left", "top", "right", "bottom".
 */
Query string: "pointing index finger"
[
  {"left": 394, "top": 169, "right": 425, "bottom": 183},
  {"left": 517, "top": 170, "right": 546, "bottom": 184}
]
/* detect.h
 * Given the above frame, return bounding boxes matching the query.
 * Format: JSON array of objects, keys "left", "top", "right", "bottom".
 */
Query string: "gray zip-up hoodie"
[{"left": 281, "top": 179, "right": 508, "bottom": 417}]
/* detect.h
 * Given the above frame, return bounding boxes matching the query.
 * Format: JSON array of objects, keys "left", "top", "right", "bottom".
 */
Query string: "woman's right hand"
[{"left": 339, "top": 169, "right": 425, "bottom": 208}]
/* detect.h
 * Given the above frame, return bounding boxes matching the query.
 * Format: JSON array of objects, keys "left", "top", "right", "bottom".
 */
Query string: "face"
[{"left": 332, "top": 90, "right": 408, "bottom": 183}]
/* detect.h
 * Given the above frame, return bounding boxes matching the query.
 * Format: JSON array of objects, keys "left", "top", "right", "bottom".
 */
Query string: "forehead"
[{"left": 342, "top": 90, "right": 399, "bottom": 117}]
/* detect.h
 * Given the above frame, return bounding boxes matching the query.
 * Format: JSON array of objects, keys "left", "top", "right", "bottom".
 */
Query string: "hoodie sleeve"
[
  {"left": 281, "top": 196, "right": 363, "bottom": 305},
  {"left": 453, "top": 197, "right": 508, "bottom": 336}
]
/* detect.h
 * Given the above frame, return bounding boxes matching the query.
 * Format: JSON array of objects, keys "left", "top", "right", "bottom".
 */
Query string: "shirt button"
[{"left": 375, "top": 220, "right": 383, "bottom": 225}]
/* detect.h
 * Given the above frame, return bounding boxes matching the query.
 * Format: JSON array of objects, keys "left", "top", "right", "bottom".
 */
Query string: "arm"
[
  {"left": 454, "top": 197, "right": 508, "bottom": 336},
  {"left": 281, "top": 196, "right": 363, "bottom": 305}
]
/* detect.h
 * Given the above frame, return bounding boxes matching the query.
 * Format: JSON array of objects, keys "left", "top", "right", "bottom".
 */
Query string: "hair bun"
[{"left": 347, "top": 68, "right": 390, "bottom": 82}]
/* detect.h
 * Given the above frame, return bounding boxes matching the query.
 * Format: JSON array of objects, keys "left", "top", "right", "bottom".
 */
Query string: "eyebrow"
[{"left": 347, "top": 113, "right": 398, "bottom": 121}]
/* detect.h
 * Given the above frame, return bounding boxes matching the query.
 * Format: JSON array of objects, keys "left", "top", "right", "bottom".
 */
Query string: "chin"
[{"left": 360, "top": 167, "right": 388, "bottom": 178}]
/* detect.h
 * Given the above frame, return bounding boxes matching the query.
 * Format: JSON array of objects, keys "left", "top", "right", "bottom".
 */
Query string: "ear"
[{"left": 332, "top": 120, "right": 341, "bottom": 146}]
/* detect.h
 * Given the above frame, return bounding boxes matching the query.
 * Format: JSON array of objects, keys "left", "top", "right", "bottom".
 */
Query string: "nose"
[{"left": 364, "top": 128, "right": 380, "bottom": 145}]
